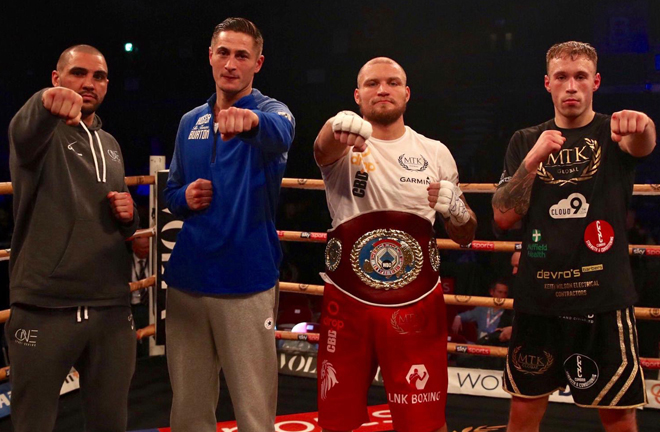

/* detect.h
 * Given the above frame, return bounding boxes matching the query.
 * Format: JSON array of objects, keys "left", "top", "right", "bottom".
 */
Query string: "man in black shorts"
[{"left": 492, "top": 41, "right": 656, "bottom": 431}]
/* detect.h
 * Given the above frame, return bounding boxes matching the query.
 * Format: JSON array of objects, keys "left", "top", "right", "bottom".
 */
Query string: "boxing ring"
[{"left": 0, "top": 156, "right": 659, "bottom": 430}]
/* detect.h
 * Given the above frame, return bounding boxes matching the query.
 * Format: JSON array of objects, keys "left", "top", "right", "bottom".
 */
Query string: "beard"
[
  {"left": 361, "top": 102, "right": 406, "bottom": 126},
  {"left": 81, "top": 101, "right": 102, "bottom": 118}
]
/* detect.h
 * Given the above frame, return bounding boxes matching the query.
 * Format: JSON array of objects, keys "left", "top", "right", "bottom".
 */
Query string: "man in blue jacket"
[{"left": 164, "top": 17, "right": 295, "bottom": 432}]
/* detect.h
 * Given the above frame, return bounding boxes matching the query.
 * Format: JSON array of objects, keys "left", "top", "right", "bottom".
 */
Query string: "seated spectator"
[
  {"left": 452, "top": 278, "right": 513, "bottom": 370},
  {"left": 452, "top": 278, "right": 512, "bottom": 345}
]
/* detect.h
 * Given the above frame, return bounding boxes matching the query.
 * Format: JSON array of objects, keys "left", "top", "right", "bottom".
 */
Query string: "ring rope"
[
  {"left": 0, "top": 227, "right": 156, "bottom": 261},
  {"left": 272, "top": 330, "right": 660, "bottom": 370},
  {"left": 0, "top": 275, "right": 156, "bottom": 326},
  {"left": 280, "top": 179, "right": 660, "bottom": 195},
  {"left": 0, "top": 174, "right": 657, "bottom": 368},
  {"left": 8, "top": 323, "right": 658, "bottom": 372},
  {"left": 4, "top": 229, "right": 660, "bottom": 259},
  {"left": 4, "top": 276, "right": 658, "bottom": 327},
  {"left": 275, "top": 230, "right": 660, "bottom": 256},
  {"left": 277, "top": 281, "right": 660, "bottom": 321},
  {"left": 1, "top": 177, "right": 660, "bottom": 195}
]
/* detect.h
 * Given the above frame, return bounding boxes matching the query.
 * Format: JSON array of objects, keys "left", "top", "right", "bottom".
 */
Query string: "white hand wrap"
[
  {"left": 331, "top": 111, "right": 372, "bottom": 140},
  {"left": 434, "top": 180, "right": 470, "bottom": 226}
]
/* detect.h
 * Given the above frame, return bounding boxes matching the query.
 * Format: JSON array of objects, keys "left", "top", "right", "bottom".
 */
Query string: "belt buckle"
[{"left": 350, "top": 228, "right": 423, "bottom": 290}]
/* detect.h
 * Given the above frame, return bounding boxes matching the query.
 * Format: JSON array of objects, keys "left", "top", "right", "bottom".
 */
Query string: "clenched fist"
[
  {"left": 611, "top": 110, "right": 652, "bottom": 143},
  {"left": 331, "top": 111, "right": 372, "bottom": 153},
  {"left": 107, "top": 191, "right": 134, "bottom": 224},
  {"left": 42, "top": 87, "right": 83, "bottom": 126},
  {"left": 523, "top": 130, "right": 566, "bottom": 172},
  {"left": 217, "top": 107, "right": 259, "bottom": 141},
  {"left": 185, "top": 179, "right": 213, "bottom": 211},
  {"left": 428, "top": 180, "right": 470, "bottom": 226}
]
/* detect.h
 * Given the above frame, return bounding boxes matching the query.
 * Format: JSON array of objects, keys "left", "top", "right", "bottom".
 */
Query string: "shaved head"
[
  {"left": 57, "top": 44, "right": 106, "bottom": 72},
  {"left": 357, "top": 57, "right": 407, "bottom": 88}
]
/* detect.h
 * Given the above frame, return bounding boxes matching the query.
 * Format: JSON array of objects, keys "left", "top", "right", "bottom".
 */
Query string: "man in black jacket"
[{"left": 7, "top": 44, "right": 139, "bottom": 432}]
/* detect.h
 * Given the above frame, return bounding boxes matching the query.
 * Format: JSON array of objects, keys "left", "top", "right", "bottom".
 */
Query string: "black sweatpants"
[{"left": 5, "top": 304, "right": 136, "bottom": 431}]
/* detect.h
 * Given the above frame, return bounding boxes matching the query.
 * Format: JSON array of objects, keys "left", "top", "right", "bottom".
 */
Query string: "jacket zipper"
[{"left": 211, "top": 128, "right": 219, "bottom": 164}]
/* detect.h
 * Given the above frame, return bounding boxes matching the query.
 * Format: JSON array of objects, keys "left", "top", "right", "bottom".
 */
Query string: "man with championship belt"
[
  {"left": 314, "top": 57, "right": 477, "bottom": 432},
  {"left": 493, "top": 41, "right": 656, "bottom": 431}
]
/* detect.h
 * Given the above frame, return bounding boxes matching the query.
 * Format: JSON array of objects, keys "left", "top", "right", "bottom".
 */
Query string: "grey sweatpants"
[
  {"left": 166, "top": 286, "right": 278, "bottom": 432},
  {"left": 5, "top": 304, "right": 136, "bottom": 432}
]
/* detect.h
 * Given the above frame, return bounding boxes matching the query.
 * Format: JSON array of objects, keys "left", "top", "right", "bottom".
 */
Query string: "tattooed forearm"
[{"left": 492, "top": 163, "right": 536, "bottom": 217}]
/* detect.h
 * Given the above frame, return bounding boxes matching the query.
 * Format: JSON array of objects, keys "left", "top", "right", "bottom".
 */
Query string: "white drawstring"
[
  {"left": 94, "top": 130, "right": 107, "bottom": 182},
  {"left": 80, "top": 123, "right": 106, "bottom": 183},
  {"left": 76, "top": 306, "right": 90, "bottom": 323}
]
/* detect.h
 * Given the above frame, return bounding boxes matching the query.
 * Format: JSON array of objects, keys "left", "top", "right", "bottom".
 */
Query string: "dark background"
[{"left": 1, "top": 0, "right": 659, "bottom": 337}]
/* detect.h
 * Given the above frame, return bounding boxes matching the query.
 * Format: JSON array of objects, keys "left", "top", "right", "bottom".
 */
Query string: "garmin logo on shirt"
[{"left": 399, "top": 176, "right": 431, "bottom": 185}]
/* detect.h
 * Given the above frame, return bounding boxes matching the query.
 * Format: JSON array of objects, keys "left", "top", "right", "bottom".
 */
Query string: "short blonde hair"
[
  {"left": 356, "top": 57, "right": 407, "bottom": 88},
  {"left": 546, "top": 41, "right": 597, "bottom": 73}
]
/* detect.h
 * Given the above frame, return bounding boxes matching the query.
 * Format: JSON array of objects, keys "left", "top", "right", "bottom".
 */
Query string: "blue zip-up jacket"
[{"left": 164, "top": 89, "right": 295, "bottom": 295}]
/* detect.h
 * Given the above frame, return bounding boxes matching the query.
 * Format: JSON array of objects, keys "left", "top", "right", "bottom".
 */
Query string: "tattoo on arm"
[{"left": 492, "top": 164, "right": 535, "bottom": 216}]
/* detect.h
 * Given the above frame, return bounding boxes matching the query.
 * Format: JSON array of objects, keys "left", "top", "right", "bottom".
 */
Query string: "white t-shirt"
[{"left": 320, "top": 126, "right": 460, "bottom": 228}]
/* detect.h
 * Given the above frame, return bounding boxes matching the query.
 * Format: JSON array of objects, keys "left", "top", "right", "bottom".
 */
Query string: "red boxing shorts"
[{"left": 317, "top": 282, "right": 448, "bottom": 432}]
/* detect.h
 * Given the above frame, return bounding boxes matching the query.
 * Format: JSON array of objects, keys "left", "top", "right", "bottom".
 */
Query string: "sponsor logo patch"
[
  {"left": 511, "top": 346, "right": 554, "bottom": 375},
  {"left": 352, "top": 170, "right": 369, "bottom": 197},
  {"left": 564, "top": 354, "right": 599, "bottom": 389},
  {"left": 107, "top": 149, "right": 121, "bottom": 162},
  {"left": 527, "top": 229, "right": 547, "bottom": 258},
  {"left": 320, "top": 360, "right": 338, "bottom": 400},
  {"left": 196, "top": 114, "right": 212, "bottom": 126},
  {"left": 351, "top": 150, "right": 376, "bottom": 173},
  {"left": 277, "top": 111, "right": 293, "bottom": 123},
  {"left": 584, "top": 220, "right": 614, "bottom": 253},
  {"left": 538, "top": 138, "right": 600, "bottom": 186},
  {"left": 390, "top": 309, "right": 428, "bottom": 335},
  {"left": 399, "top": 176, "right": 432, "bottom": 185},
  {"left": 406, "top": 364, "right": 430, "bottom": 390},
  {"left": 264, "top": 317, "right": 274, "bottom": 330},
  {"left": 67, "top": 141, "right": 82, "bottom": 156},
  {"left": 398, "top": 154, "right": 429, "bottom": 172},
  {"left": 581, "top": 264, "right": 603, "bottom": 273},
  {"left": 14, "top": 329, "right": 38, "bottom": 347},
  {"left": 188, "top": 114, "right": 212, "bottom": 140},
  {"left": 549, "top": 193, "right": 589, "bottom": 219}
]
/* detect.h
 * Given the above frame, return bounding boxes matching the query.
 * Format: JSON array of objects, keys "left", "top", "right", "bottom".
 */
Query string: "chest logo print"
[
  {"left": 107, "top": 149, "right": 121, "bottom": 162},
  {"left": 537, "top": 138, "right": 600, "bottom": 186},
  {"left": 549, "top": 193, "right": 589, "bottom": 219},
  {"left": 398, "top": 154, "right": 428, "bottom": 172},
  {"left": 584, "top": 220, "right": 614, "bottom": 253},
  {"left": 67, "top": 141, "right": 82, "bottom": 156}
]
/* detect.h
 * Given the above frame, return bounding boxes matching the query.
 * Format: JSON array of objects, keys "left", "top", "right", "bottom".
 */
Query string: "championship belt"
[{"left": 324, "top": 211, "right": 440, "bottom": 305}]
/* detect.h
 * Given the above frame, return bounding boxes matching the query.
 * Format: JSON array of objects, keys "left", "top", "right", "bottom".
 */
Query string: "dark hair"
[
  {"left": 489, "top": 277, "right": 510, "bottom": 291},
  {"left": 546, "top": 41, "right": 597, "bottom": 73},
  {"left": 211, "top": 17, "right": 263, "bottom": 55}
]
